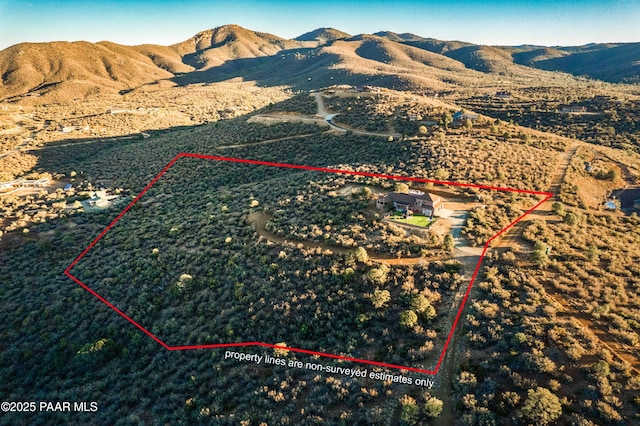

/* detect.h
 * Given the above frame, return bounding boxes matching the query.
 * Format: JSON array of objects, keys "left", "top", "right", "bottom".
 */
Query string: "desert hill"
[
  {"left": 527, "top": 42, "right": 640, "bottom": 84},
  {"left": 0, "top": 40, "right": 174, "bottom": 102},
  {"left": 511, "top": 47, "right": 569, "bottom": 66},
  {"left": 170, "top": 24, "right": 313, "bottom": 70},
  {"left": 374, "top": 32, "right": 640, "bottom": 83},
  {"left": 340, "top": 35, "right": 466, "bottom": 71},
  {"left": 374, "top": 31, "right": 472, "bottom": 54},
  {"left": 319, "top": 35, "right": 471, "bottom": 88},
  {"left": 295, "top": 28, "right": 351, "bottom": 43},
  {"left": 443, "top": 44, "right": 520, "bottom": 74},
  {"left": 373, "top": 32, "right": 521, "bottom": 74},
  {"left": 129, "top": 43, "right": 194, "bottom": 74},
  {"left": 1, "top": 24, "right": 638, "bottom": 103}
]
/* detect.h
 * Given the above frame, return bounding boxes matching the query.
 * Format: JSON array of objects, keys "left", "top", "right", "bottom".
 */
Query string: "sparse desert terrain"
[{"left": 1, "top": 24, "right": 639, "bottom": 425}]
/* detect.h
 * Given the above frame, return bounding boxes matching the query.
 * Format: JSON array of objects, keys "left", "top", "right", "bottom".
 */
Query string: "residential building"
[
  {"left": 561, "top": 105, "right": 587, "bottom": 113},
  {"left": 376, "top": 191, "right": 444, "bottom": 217}
]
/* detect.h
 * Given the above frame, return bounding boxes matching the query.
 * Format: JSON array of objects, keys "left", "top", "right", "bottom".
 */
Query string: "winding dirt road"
[
  {"left": 247, "top": 206, "right": 481, "bottom": 269},
  {"left": 312, "top": 91, "right": 402, "bottom": 139}
]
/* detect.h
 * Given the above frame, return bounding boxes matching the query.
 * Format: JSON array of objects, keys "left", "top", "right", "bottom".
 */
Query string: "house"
[
  {"left": 64, "top": 184, "right": 74, "bottom": 191},
  {"left": 362, "top": 86, "right": 381, "bottom": 93},
  {"left": 593, "top": 95, "right": 611, "bottom": 103},
  {"left": 561, "top": 105, "right": 587, "bottom": 113},
  {"left": 20, "top": 178, "right": 50, "bottom": 187},
  {"left": 604, "top": 200, "right": 617, "bottom": 210},
  {"left": 453, "top": 111, "right": 478, "bottom": 122},
  {"left": 495, "top": 91, "right": 512, "bottom": 99},
  {"left": 376, "top": 191, "right": 444, "bottom": 217},
  {"left": 82, "top": 190, "right": 120, "bottom": 211}
]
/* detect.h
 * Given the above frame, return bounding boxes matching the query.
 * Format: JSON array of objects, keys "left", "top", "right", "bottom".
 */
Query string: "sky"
[{"left": 1, "top": 0, "right": 639, "bottom": 50}]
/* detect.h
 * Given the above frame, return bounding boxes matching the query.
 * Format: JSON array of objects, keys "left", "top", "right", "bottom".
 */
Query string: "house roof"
[
  {"left": 453, "top": 111, "right": 478, "bottom": 121},
  {"left": 561, "top": 105, "right": 587, "bottom": 112},
  {"left": 380, "top": 191, "right": 442, "bottom": 206}
]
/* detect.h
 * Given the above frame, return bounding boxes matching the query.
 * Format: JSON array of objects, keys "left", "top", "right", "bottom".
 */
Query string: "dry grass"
[
  {"left": 561, "top": 145, "right": 639, "bottom": 208},
  {"left": 0, "top": 82, "right": 291, "bottom": 150},
  {"left": 0, "top": 152, "right": 37, "bottom": 181}
]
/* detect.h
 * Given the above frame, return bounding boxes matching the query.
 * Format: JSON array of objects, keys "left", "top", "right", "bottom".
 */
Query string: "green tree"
[
  {"left": 360, "top": 187, "right": 372, "bottom": 199},
  {"left": 551, "top": 202, "right": 565, "bottom": 217},
  {"left": 532, "top": 241, "right": 549, "bottom": 268},
  {"left": 424, "top": 397, "right": 444, "bottom": 418},
  {"left": 400, "top": 404, "right": 418, "bottom": 425},
  {"left": 592, "top": 360, "right": 610, "bottom": 378},
  {"left": 441, "top": 112, "right": 453, "bottom": 129},
  {"left": 410, "top": 294, "right": 430, "bottom": 313},
  {"left": 400, "top": 310, "right": 418, "bottom": 328},
  {"left": 434, "top": 168, "right": 450, "bottom": 180},
  {"left": 76, "top": 338, "right": 118, "bottom": 367},
  {"left": 399, "top": 395, "right": 419, "bottom": 425},
  {"left": 341, "top": 267, "right": 355, "bottom": 283},
  {"left": 367, "top": 265, "right": 389, "bottom": 285},
  {"left": 521, "top": 387, "right": 562, "bottom": 425},
  {"left": 444, "top": 234, "right": 455, "bottom": 252},
  {"left": 395, "top": 182, "right": 410, "bottom": 193},
  {"left": 371, "top": 289, "right": 391, "bottom": 309},
  {"left": 564, "top": 212, "right": 578, "bottom": 226},
  {"left": 433, "top": 129, "right": 446, "bottom": 141},
  {"left": 354, "top": 246, "right": 369, "bottom": 263},
  {"left": 422, "top": 304, "right": 436, "bottom": 320},
  {"left": 462, "top": 118, "right": 473, "bottom": 130},
  {"left": 418, "top": 125, "right": 428, "bottom": 135}
]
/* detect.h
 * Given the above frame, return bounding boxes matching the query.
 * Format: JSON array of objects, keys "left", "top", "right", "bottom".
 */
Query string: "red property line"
[
  {"left": 179, "top": 153, "right": 551, "bottom": 196},
  {"left": 64, "top": 154, "right": 182, "bottom": 273},
  {"left": 432, "top": 192, "right": 553, "bottom": 373},
  {"left": 64, "top": 153, "right": 553, "bottom": 376}
]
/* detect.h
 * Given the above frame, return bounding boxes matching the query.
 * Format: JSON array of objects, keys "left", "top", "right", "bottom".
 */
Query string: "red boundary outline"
[{"left": 64, "top": 153, "right": 553, "bottom": 375}]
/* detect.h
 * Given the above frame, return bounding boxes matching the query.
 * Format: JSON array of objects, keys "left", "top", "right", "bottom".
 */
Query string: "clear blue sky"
[{"left": 1, "top": 0, "right": 638, "bottom": 49}]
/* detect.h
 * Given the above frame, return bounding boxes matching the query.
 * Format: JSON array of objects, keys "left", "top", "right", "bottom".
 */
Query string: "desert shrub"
[{"left": 521, "top": 387, "right": 562, "bottom": 425}]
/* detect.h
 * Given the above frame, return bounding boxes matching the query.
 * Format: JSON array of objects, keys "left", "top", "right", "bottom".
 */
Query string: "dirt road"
[
  {"left": 494, "top": 144, "right": 578, "bottom": 250},
  {"left": 312, "top": 91, "right": 402, "bottom": 139},
  {"left": 494, "top": 142, "right": 640, "bottom": 373}
]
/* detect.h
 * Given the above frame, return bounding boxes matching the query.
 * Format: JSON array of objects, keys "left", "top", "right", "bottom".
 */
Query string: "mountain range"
[{"left": 1, "top": 24, "right": 638, "bottom": 102}]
